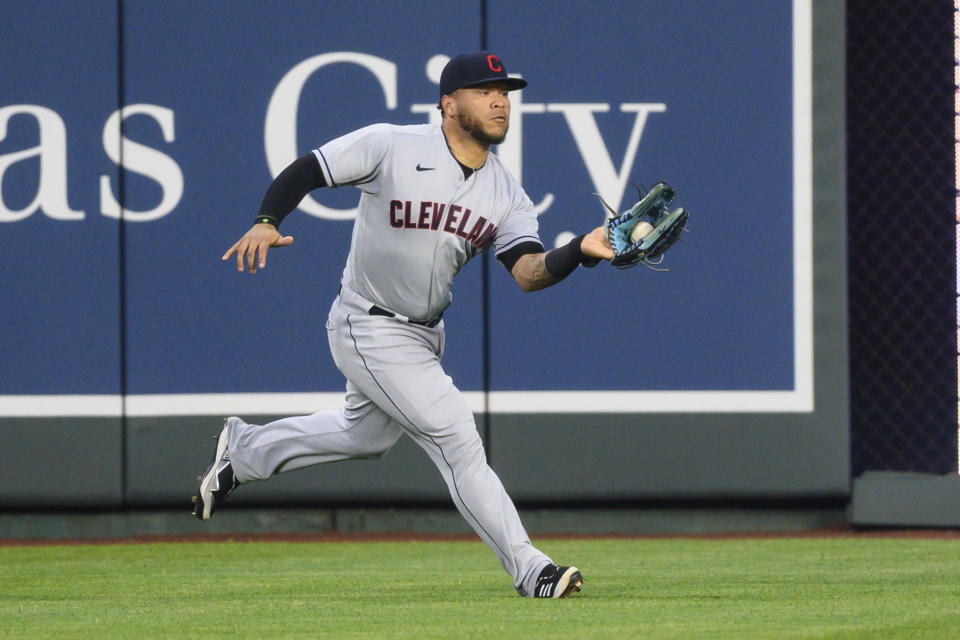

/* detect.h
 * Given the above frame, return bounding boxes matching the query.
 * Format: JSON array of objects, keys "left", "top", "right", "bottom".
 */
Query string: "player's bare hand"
[
  {"left": 581, "top": 226, "right": 614, "bottom": 261},
  {"left": 221, "top": 223, "right": 294, "bottom": 273}
]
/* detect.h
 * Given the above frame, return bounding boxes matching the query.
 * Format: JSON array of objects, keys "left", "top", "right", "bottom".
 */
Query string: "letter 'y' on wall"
[
  {"left": 0, "top": 105, "right": 84, "bottom": 221},
  {"left": 546, "top": 102, "right": 665, "bottom": 213}
]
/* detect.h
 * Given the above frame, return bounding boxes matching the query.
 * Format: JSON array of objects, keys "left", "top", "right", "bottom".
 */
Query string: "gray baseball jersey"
[
  {"left": 313, "top": 122, "right": 540, "bottom": 321},
  {"left": 217, "top": 120, "right": 557, "bottom": 597}
]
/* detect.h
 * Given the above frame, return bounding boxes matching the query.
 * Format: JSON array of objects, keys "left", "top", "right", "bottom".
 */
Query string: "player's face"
[{"left": 453, "top": 82, "right": 511, "bottom": 146}]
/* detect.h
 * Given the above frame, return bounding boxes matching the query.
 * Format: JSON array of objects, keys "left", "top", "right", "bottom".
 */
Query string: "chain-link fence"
[{"left": 846, "top": 0, "right": 958, "bottom": 476}]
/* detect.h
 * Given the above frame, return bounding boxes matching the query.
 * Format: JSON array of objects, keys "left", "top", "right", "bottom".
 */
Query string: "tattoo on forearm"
[
  {"left": 529, "top": 255, "right": 548, "bottom": 282},
  {"left": 525, "top": 254, "right": 558, "bottom": 288},
  {"left": 512, "top": 253, "right": 560, "bottom": 291}
]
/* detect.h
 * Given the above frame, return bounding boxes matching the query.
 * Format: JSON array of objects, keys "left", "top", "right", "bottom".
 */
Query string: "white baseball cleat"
[{"left": 192, "top": 421, "right": 238, "bottom": 520}]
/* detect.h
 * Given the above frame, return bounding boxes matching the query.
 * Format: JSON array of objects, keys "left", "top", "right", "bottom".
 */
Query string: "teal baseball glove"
[{"left": 600, "top": 181, "right": 689, "bottom": 270}]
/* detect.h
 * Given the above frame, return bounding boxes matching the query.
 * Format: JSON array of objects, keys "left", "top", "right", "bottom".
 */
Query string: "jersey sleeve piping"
[
  {"left": 495, "top": 235, "right": 543, "bottom": 255},
  {"left": 312, "top": 148, "right": 337, "bottom": 188}
]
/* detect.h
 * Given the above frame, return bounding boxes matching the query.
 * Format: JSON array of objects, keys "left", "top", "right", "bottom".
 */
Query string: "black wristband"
[
  {"left": 544, "top": 234, "right": 587, "bottom": 280},
  {"left": 254, "top": 215, "right": 281, "bottom": 228}
]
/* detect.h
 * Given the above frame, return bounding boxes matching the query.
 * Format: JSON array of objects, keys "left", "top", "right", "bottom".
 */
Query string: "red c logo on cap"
[{"left": 487, "top": 55, "right": 503, "bottom": 72}]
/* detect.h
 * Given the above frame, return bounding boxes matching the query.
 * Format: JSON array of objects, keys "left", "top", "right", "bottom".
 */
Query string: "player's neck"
[{"left": 441, "top": 120, "right": 490, "bottom": 170}]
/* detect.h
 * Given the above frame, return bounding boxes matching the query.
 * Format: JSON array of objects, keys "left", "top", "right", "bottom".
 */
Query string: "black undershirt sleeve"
[
  {"left": 496, "top": 241, "right": 545, "bottom": 273},
  {"left": 254, "top": 154, "right": 327, "bottom": 227}
]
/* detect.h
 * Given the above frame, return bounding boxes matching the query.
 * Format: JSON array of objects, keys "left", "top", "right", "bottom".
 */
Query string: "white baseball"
[{"left": 629, "top": 221, "right": 654, "bottom": 243}]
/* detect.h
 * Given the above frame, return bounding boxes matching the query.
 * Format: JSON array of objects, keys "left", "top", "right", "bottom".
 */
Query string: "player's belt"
[{"left": 368, "top": 305, "right": 443, "bottom": 328}]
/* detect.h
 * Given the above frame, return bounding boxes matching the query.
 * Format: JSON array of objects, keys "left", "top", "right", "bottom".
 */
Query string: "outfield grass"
[{"left": 2, "top": 537, "right": 959, "bottom": 639}]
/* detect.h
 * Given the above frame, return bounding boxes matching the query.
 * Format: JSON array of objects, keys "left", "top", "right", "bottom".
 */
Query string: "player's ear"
[{"left": 440, "top": 94, "right": 455, "bottom": 118}]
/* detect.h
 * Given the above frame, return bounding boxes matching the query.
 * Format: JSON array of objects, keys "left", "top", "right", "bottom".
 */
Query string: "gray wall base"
[
  {"left": 0, "top": 506, "right": 845, "bottom": 540},
  {"left": 851, "top": 471, "right": 960, "bottom": 527}
]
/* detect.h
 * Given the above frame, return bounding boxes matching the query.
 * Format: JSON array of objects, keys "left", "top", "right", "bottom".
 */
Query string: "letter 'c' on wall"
[{"left": 264, "top": 52, "right": 397, "bottom": 221}]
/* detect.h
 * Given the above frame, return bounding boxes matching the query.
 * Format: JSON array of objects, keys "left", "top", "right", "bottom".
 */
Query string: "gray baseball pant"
[{"left": 225, "top": 287, "right": 552, "bottom": 596}]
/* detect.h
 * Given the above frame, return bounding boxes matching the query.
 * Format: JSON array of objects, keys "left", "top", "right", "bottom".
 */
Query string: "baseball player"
[{"left": 194, "top": 51, "right": 615, "bottom": 599}]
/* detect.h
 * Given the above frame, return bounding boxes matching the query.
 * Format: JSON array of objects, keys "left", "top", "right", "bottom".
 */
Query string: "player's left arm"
[{"left": 505, "top": 226, "right": 613, "bottom": 292}]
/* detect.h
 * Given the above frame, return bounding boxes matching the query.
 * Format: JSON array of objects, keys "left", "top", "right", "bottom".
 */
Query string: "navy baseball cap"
[{"left": 439, "top": 51, "right": 528, "bottom": 98}]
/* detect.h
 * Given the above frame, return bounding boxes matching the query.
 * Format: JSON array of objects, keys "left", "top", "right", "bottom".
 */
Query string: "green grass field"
[{"left": 2, "top": 537, "right": 959, "bottom": 639}]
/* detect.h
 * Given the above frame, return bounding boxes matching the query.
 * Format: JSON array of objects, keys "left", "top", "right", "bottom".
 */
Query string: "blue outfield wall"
[
  {"left": 0, "top": 1, "right": 848, "bottom": 508},
  {"left": 1, "top": 1, "right": 122, "bottom": 396}
]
